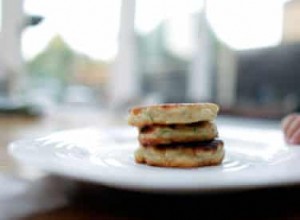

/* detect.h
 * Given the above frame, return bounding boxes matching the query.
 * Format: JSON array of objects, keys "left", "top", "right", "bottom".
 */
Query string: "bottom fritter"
[{"left": 135, "top": 140, "right": 224, "bottom": 168}]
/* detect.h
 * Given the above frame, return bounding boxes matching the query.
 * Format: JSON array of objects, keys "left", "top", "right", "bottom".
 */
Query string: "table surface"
[{"left": 1, "top": 106, "right": 300, "bottom": 220}]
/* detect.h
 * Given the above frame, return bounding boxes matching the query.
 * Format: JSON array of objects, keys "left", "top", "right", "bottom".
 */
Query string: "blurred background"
[{"left": 0, "top": 0, "right": 299, "bottom": 120}]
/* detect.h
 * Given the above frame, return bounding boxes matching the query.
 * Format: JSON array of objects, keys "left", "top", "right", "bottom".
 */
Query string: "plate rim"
[{"left": 8, "top": 128, "right": 300, "bottom": 193}]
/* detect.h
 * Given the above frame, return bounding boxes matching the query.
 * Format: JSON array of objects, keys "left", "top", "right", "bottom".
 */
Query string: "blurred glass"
[{"left": 7, "top": 0, "right": 297, "bottom": 119}]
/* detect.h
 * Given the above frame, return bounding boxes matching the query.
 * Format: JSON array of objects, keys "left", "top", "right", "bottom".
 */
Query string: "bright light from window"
[
  {"left": 22, "top": 0, "right": 121, "bottom": 61},
  {"left": 23, "top": 0, "right": 203, "bottom": 60},
  {"left": 165, "top": 14, "right": 202, "bottom": 59},
  {"left": 135, "top": 0, "right": 203, "bottom": 59},
  {"left": 23, "top": 0, "right": 285, "bottom": 61},
  {"left": 135, "top": 0, "right": 203, "bottom": 34},
  {"left": 206, "top": 0, "right": 285, "bottom": 50}
]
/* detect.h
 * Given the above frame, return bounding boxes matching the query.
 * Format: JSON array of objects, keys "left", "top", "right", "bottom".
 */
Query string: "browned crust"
[
  {"left": 131, "top": 103, "right": 194, "bottom": 115},
  {"left": 139, "top": 122, "right": 207, "bottom": 133},
  {"left": 143, "top": 140, "right": 223, "bottom": 150}
]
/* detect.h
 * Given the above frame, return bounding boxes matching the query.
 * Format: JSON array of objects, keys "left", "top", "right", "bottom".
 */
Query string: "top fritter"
[{"left": 128, "top": 103, "right": 219, "bottom": 127}]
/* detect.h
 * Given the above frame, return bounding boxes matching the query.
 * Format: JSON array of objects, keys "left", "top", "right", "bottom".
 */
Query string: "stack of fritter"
[{"left": 128, "top": 103, "right": 224, "bottom": 168}]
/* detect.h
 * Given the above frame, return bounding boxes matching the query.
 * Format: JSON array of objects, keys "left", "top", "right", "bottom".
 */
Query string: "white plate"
[{"left": 9, "top": 126, "right": 300, "bottom": 193}]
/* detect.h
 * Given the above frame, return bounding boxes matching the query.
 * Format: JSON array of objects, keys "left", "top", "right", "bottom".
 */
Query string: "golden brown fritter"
[
  {"left": 135, "top": 140, "right": 224, "bottom": 168},
  {"left": 128, "top": 103, "right": 219, "bottom": 127}
]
